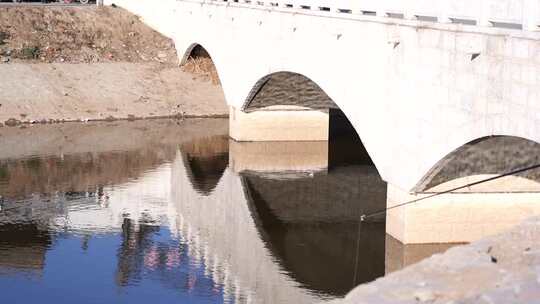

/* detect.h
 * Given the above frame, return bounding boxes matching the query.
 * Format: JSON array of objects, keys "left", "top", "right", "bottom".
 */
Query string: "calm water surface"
[{"left": 0, "top": 119, "right": 446, "bottom": 303}]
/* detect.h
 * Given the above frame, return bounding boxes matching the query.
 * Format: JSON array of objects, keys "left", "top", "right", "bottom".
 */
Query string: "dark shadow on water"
[
  {"left": 243, "top": 175, "right": 385, "bottom": 296},
  {"left": 328, "top": 108, "right": 375, "bottom": 168}
]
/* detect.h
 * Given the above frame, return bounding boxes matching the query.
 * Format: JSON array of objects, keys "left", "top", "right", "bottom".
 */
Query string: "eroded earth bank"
[{"left": 0, "top": 5, "right": 227, "bottom": 125}]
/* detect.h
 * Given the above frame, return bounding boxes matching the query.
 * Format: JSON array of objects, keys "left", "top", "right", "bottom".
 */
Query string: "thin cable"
[
  {"left": 351, "top": 213, "right": 363, "bottom": 288},
  {"left": 361, "top": 163, "right": 540, "bottom": 221}
]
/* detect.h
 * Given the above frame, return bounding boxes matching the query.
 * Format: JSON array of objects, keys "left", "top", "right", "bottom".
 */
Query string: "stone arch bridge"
[{"left": 105, "top": 0, "right": 540, "bottom": 244}]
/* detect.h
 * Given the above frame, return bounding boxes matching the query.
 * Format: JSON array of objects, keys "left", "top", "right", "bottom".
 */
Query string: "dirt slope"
[{"left": 0, "top": 6, "right": 178, "bottom": 65}]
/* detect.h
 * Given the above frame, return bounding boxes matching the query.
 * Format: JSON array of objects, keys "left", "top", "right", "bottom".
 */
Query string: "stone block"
[
  {"left": 229, "top": 106, "right": 329, "bottom": 142},
  {"left": 386, "top": 184, "right": 540, "bottom": 244}
]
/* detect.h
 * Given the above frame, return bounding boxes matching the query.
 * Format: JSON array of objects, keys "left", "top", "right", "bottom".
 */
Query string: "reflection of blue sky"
[{"left": 0, "top": 227, "right": 226, "bottom": 304}]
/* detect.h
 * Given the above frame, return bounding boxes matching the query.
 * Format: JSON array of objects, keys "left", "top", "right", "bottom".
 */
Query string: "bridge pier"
[
  {"left": 386, "top": 183, "right": 540, "bottom": 244},
  {"left": 229, "top": 106, "right": 329, "bottom": 142}
]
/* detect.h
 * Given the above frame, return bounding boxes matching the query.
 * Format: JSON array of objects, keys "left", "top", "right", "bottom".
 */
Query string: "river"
[{"left": 0, "top": 118, "right": 451, "bottom": 303}]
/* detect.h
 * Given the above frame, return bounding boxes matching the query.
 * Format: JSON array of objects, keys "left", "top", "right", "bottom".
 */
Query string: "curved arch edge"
[{"left": 413, "top": 135, "right": 540, "bottom": 193}]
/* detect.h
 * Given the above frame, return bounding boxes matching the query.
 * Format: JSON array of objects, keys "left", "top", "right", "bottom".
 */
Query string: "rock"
[
  {"left": 414, "top": 290, "right": 436, "bottom": 302},
  {"left": 157, "top": 52, "right": 167, "bottom": 59},
  {"left": 4, "top": 118, "right": 21, "bottom": 127},
  {"left": 1, "top": 56, "right": 9, "bottom": 63},
  {"left": 127, "top": 114, "right": 136, "bottom": 121}
]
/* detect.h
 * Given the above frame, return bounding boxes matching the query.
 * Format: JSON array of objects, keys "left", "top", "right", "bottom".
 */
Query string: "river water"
[{"left": 0, "top": 118, "right": 450, "bottom": 303}]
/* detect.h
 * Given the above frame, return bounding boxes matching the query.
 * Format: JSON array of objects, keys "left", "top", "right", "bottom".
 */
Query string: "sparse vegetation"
[
  {"left": 0, "top": 6, "right": 178, "bottom": 64},
  {"left": 182, "top": 57, "right": 221, "bottom": 85},
  {"left": 19, "top": 46, "right": 40, "bottom": 59},
  {"left": 0, "top": 30, "right": 8, "bottom": 45},
  {"left": 181, "top": 45, "right": 221, "bottom": 85}
]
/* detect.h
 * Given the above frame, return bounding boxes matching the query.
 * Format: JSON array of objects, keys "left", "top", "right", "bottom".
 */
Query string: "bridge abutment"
[
  {"left": 229, "top": 106, "right": 329, "bottom": 142},
  {"left": 386, "top": 183, "right": 540, "bottom": 244}
]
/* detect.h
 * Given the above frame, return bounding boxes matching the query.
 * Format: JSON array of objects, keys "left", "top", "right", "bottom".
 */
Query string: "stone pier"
[
  {"left": 229, "top": 106, "right": 329, "bottom": 142},
  {"left": 386, "top": 183, "right": 540, "bottom": 244}
]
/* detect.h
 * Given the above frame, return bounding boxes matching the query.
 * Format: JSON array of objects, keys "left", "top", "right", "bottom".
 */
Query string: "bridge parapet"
[{"left": 194, "top": 0, "right": 540, "bottom": 31}]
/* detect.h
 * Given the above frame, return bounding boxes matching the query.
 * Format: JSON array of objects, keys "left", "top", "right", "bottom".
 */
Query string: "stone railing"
[{"left": 192, "top": 0, "right": 540, "bottom": 31}]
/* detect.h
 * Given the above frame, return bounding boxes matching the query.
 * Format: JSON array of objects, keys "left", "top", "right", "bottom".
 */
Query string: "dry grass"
[
  {"left": 0, "top": 6, "right": 178, "bottom": 64},
  {"left": 181, "top": 57, "right": 221, "bottom": 85}
]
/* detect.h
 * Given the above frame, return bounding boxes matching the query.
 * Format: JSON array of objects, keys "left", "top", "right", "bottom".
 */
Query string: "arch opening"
[
  {"left": 415, "top": 136, "right": 540, "bottom": 193},
  {"left": 243, "top": 71, "right": 338, "bottom": 112},
  {"left": 232, "top": 70, "right": 388, "bottom": 291},
  {"left": 241, "top": 71, "right": 377, "bottom": 169},
  {"left": 181, "top": 44, "right": 221, "bottom": 85}
]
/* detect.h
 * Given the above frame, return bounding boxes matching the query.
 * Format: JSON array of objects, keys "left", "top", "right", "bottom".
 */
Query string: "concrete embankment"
[{"left": 0, "top": 5, "right": 227, "bottom": 125}]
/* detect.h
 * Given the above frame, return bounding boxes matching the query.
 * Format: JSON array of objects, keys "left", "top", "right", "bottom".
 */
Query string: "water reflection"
[
  {"left": 0, "top": 118, "right": 448, "bottom": 303},
  {"left": 180, "top": 136, "right": 229, "bottom": 196},
  {"left": 241, "top": 168, "right": 385, "bottom": 295},
  {"left": 0, "top": 223, "right": 51, "bottom": 277}
]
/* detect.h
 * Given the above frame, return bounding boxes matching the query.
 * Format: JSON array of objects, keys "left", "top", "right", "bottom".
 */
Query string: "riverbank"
[
  {"left": 0, "top": 5, "right": 227, "bottom": 125},
  {"left": 0, "top": 62, "right": 227, "bottom": 125}
]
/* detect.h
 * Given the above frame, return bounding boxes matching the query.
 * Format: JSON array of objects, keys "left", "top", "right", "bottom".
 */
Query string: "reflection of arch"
[
  {"left": 239, "top": 165, "right": 387, "bottom": 296},
  {"left": 415, "top": 136, "right": 540, "bottom": 192},
  {"left": 242, "top": 71, "right": 338, "bottom": 112},
  {"left": 180, "top": 136, "right": 229, "bottom": 196}
]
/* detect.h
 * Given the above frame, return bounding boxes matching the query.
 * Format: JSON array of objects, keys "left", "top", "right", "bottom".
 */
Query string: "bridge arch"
[{"left": 414, "top": 135, "right": 540, "bottom": 193}]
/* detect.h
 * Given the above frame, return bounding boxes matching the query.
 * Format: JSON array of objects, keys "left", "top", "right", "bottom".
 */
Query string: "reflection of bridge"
[
  {"left": 172, "top": 137, "right": 462, "bottom": 302},
  {"left": 0, "top": 133, "right": 450, "bottom": 301},
  {"left": 172, "top": 143, "right": 388, "bottom": 303}
]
